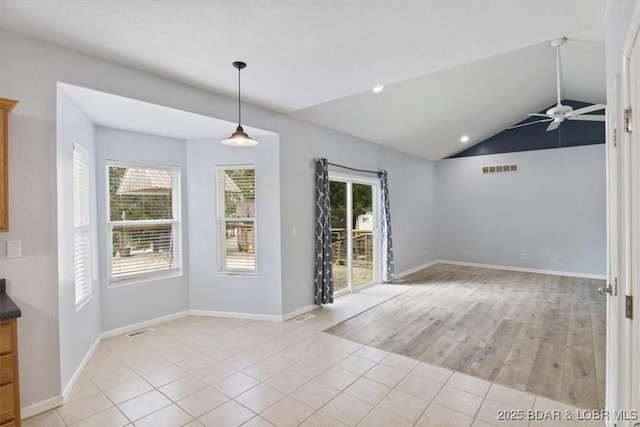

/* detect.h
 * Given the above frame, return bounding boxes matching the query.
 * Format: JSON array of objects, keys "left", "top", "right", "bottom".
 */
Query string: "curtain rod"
[{"left": 313, "top": 157, "right": 381, "bottom": 175}]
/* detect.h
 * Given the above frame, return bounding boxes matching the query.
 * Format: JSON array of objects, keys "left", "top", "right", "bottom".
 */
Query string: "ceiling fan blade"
[
  {"left": 568, "top": 104, "right": 606, "bottom": 116},
  {"left": 508, "top": 119, "right": 553, "bottom": 130},
  {"left": 566, "top": 115, "right": 605, "bottom": 122},
  {"left": 547, "top": 120, "right": 561, "bottom": 131},
  {"left": 528, "top": 113, "right": 551, "bottom": 118}
]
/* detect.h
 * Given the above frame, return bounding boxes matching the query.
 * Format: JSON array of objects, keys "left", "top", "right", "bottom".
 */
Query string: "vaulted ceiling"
[{"left": 0, "top": 0, "right": 606, "bottom": 160}]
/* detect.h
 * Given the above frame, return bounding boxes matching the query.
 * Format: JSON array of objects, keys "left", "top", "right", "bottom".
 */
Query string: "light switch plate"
[{"left": 6, "top": 240, "right": 21, "bottom": 258}]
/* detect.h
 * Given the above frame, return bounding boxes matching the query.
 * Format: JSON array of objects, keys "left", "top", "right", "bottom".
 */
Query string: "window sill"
[
  {"left": 109, "top": 270, "right": 183, "bottom": 288},
  {"left": 75, "top": 295, "right": 93, "bottom": 313},
  {"left": 217, "top": 271, "right": 258, "bottom": 278}
]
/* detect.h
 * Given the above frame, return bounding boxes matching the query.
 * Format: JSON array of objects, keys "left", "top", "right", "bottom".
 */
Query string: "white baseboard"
[
  {"left": 394, "top": 260, "right": 439, "bottom": 279},
  {"left": 61, "top": 335, "right": 101, "bottom": 403},
  {"left": 190, "top": 309, "right": 282, "bottom": 322},
  {"left": 437, "top": 260, "right": 607, "bottom": 280},
  {"left": 281, "top": 304, "right": 318, "bottom": 321},
  {"left": 101, "top": 310, "right": 190, "bottom": 339},
  {"left": 191, "top": 304, "right": 319, "bottom": 322},
  {"left": 21, "top": 395, "right": 63, "bottom": 420}
]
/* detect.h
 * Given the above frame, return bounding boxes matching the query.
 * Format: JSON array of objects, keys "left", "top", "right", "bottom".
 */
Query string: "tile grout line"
[{"left": 410, "top": 368, "right": 453, "bottom": 427}]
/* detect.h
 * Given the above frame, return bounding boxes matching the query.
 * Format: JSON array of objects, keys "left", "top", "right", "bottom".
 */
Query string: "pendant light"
[{"left": 222, "top": 61, "right": 258, "bottom": 146}]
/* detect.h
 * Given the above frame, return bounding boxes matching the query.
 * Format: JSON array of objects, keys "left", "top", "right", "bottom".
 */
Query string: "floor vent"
[
  {"left": 482, "top": 164, "right": 518, "bottom": 175},
  {"left": 294, "top": 314, "right": 316, "bottom": 322},
  {"left": 126, "top": 328, "right": 154, "bottom": 337}
]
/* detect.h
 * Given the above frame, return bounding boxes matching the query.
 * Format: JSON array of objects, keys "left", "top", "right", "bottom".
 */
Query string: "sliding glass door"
[
  {"left": 351, "top": 183, "right": 374, "bottom": 288},
  {"left": 329, "top": 174, "right": 378, "bottom": 295},
  {"left": 330, "top": 181, "right": 349, "bottom": 294}
]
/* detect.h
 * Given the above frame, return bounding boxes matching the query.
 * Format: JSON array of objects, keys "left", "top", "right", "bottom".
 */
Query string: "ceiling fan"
[{"left": 509, "top": 37, "right": 605, "bottom": 131}]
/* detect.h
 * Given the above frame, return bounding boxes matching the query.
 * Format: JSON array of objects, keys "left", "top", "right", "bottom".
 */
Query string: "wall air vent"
[{"left": 482, "top": 164, "right": 518, "bottom": 175}]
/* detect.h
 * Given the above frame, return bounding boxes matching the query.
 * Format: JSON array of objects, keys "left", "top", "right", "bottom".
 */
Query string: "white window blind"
[
  {"left": 107, "top": 164, "right": 181, "bottom": 282},
  {"left": 216, "top": 166, "right": 256, "bottom": 273},
  {"left": 73, "top": 143, "right": 92, "bottom": 308}
]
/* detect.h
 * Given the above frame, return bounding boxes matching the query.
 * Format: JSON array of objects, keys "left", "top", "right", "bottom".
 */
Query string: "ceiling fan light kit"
[
  {"left": 222, "top": 61, "right": 258, "bottom": 147},
  {"left": 508, "top": 37, "right": 605, "bottom": 132}
]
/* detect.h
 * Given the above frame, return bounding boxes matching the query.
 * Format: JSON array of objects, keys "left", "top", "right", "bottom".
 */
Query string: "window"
[
  {"left": 73, "top": 143, "right": 92, "bottom": 308},
  {"left": 216, "top": 166, "right": 256, "bottom": 273},
  {"left": 107, "top": 163, "right": 181, "bottom": 282}
]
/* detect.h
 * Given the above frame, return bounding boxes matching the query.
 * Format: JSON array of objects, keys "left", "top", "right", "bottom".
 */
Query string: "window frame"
[
  {"left": 216, "top": 164, "right": 257, "bottom": 276},
  {"left": 105, "top": 160, "right": 182, "bottom": 285},
  {"left": 73, "top": 143, "right": 93, "bottom": 310}
]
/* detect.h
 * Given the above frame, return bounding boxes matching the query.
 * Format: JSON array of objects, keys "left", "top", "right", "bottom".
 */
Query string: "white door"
[
  {"left": 623, "top": 13, "right": 640, "bottom": 422},
  {"left": 606, "top": 75, "right": 628, "bottom": 423}
]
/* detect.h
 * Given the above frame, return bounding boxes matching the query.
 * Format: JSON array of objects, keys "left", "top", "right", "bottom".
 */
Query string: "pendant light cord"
[{"left": 237, "top": 66, "right": 242, "bottom": 127}]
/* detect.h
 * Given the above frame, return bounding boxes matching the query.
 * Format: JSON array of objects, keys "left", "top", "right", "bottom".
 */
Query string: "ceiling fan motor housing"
[{"left": 546, "top": 104, "right": 573, "bottom": 118}]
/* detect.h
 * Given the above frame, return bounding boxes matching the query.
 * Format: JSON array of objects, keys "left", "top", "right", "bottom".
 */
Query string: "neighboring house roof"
[
  {"left": 116, "top": 168, "right": 172, "bottom": 195},
  {"left": 116, "top": 168, "right": 241, "bottom": 195}
]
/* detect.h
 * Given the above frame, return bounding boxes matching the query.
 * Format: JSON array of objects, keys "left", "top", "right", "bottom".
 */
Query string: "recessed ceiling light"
[
  {"left": 372, "top": 85, "right": 384, "bottom": 93},
  {"left": 460, "top": 135, "right": 470, "bottom": 143}
]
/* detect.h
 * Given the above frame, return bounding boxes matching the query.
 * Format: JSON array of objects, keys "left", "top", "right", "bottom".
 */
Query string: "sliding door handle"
[{"left": 598, "top": 284, "right": 613, "bottom": 295}]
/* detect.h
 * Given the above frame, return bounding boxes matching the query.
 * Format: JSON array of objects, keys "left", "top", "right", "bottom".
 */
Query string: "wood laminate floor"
[{"left": 325, "top": 263, "right": 606, "bottom": 410}]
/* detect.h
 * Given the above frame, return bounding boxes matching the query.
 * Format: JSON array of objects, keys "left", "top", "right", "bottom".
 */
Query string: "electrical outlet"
[
  {"left": 540, "top": 255, "right": 547, "bottom": 262},
  {"left": 292, "top": 228, "right": 297, "bottom": 237},
  {"left": 556, "top": 255, "right": 563, "bottom": 263},
  {"left": 459, "top": 249, "right": 466, "bottom": 255},
  {"left": 520, "top": 253, "right": 528, "bottom": 260}
]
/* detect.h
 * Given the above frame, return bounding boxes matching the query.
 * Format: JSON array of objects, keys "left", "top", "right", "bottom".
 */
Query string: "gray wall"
[
  {"left": 277, "top": 115, "right": 439, "bottom": 314},
  {"left": 436, "top": 145, "right": 606, "bottom": 276},
  {"left": 95, "top": 127, "right": 190, "bottom": 331},
  {"left": 56, "top": 88, "right": 102, "bottom": 394},
  {"left": 605, "top": 0, "right": 637, "bottom": 101},
  {"left": 0, "top": 101, "right": 61, "bottom": 409},
  {"left": 187, "top": 136, "right": 283, "bottom": 316}
]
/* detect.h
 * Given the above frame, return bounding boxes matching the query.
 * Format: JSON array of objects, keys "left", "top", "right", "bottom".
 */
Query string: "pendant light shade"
[{"left": 223, "top": 61, "right": 258, "bottom": 146}]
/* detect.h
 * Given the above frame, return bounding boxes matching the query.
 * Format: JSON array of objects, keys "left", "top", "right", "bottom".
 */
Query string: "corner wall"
[
  {"left": 187, "top": 135, "right": 283, "bottom": 317},
  {"left": 56, "top": 88, "right": 102, "bottom": 395}
]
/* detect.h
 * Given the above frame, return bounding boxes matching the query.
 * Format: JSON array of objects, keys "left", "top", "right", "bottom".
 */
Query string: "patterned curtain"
[
  {"left": 314, "top": 158, "right": 334, "bottom": 305},
  {"left": 379, "top": 171, "right": 394, "bottom": 282}
]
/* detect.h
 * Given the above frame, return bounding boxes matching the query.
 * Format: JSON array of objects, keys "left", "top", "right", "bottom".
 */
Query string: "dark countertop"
[{"left": 0, "top": 279, "right": 21, "bottom": 321}]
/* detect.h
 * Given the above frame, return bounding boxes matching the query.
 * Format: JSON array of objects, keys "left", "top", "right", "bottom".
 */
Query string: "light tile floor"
[{"left": 24, "top": 285, "right": 603, "bottom": 427}]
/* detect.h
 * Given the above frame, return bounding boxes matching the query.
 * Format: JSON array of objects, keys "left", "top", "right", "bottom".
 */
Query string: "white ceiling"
[
  {"left": 60, "top": 83, "right": 273, "bottom": 140},
  {"left": 294, "top": 37, "right": 606, "bottom": 160},
  {"left": 0, "top": 1, "right": 606, "bottom": 160}
]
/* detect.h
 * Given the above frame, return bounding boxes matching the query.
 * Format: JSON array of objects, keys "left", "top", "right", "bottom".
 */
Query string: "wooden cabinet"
[
  {"left": 0, "top": 98, "right": 18, "bottom": 233},
  {"left": 0, "top": 320, "right": 19, "bottom": 427}
]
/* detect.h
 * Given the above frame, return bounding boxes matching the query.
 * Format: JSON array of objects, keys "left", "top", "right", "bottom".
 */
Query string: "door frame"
[
  {"left": 329, "top": 171, "right": 380, "bottom": 296},
  {"left": 605, "top": 73, "right": 625, "bottom": 421},
  {"left": 617, "top": 3, "right": 640, "bottom": 422}
]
